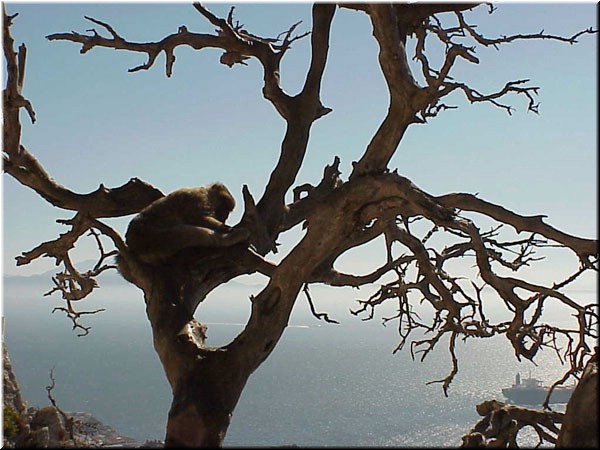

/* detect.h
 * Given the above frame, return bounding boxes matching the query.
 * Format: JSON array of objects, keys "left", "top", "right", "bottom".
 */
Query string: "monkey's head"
[{"left": 208, "top": 182, "right": 236, "bottom": 222}]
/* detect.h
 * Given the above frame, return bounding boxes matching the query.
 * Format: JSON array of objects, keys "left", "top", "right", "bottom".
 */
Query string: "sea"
[{"left": 3, "top": 272, "right": 589, "bottom": 447}]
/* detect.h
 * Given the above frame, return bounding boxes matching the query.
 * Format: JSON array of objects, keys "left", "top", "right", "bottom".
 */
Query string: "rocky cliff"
[{"left": 3, "top": 344, "right": 144, "bottom": 448}]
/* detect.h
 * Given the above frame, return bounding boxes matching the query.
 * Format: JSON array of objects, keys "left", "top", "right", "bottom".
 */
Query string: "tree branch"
[
  {"left": 437, "top": 193, "right": 597, "bottom": 263},
  {"left": 250, "top": 5, "right": 336, "bottom": 251},
  {"left": 2, "top": 6, "right": 36, "bottom": 156},
  {"left": 303, "top": 284, "right": 339, "bottom": 324},
  {"left": 461, "top": 399, "right": 565, "bottom": 447},
  {"left": 349, "top": 4, "right": 424, "bottom": 177},
  {"left": 47, "top": 3, "right": 311, "bottom": 120},
  {"left": 3, "top": 153, "right": 164, "bottom": 217},
  {"left": 413, "top": 7, "right": 597, "bottom": 121}
]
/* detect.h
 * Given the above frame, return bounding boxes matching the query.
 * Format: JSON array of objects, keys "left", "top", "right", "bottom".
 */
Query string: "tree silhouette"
[{"left": 3, "top": 3, "right": 597, "bottom": 447}]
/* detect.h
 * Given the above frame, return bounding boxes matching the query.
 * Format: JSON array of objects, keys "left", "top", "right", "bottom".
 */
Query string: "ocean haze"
[{"left": 2, "top": 273, "right": 585, "bottom": 446}]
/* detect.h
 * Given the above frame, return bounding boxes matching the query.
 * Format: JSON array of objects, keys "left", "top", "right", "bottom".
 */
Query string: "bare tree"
[{"left": 3, "top": 3, "right": 598, "bottom": 447}]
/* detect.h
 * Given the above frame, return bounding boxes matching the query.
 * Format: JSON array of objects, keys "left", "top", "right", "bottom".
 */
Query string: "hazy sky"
[{"left": 2, "top": 1, "right": 598, "bottom": 284}]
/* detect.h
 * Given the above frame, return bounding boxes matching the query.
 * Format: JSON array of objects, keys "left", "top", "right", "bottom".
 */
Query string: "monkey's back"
[{"left": 133, "top": 188, "right": 214, "bottom": 228}]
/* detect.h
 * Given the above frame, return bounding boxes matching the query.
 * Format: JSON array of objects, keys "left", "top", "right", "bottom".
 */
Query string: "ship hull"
[{"left": 502, "top": 387, "right": 573, "bottom": 405}]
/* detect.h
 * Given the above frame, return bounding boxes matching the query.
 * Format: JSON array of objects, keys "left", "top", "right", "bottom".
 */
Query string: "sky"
[{"left": 1, "top": 1, "right": 598, "bottom": 290}]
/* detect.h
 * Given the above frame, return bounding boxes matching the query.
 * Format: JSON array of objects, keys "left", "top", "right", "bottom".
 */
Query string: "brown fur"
[{"left": 125, "top": 183, "right": 249, "bottom": 264}]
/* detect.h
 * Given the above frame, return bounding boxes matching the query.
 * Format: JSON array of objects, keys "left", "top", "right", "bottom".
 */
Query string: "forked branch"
[
  {"left": 346, "top": 3, "right": 597, "bottom": 177},
  {"left": 46, "top": 3, "right": 313, "bottom": 120}
]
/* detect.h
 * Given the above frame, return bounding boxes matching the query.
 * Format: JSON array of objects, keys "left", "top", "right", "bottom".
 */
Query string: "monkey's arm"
[
  {"left": 127, "top": 222, "right": 250, "bottom": 264},
  {"left": 195, "top": 215, "right": 232, "bottom": 233},
  {"left": 170, "top": 224, "right": 248, "bottom": 248}
]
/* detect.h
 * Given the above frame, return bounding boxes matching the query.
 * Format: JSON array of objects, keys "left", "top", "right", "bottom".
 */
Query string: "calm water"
[{"left": 2, "top": 275, "right": 583, "bottom": 447}]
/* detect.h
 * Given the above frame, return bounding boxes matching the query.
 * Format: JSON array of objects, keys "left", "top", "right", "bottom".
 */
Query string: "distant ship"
[{"left": 501, "top": 373, "right": 575, "bottom": 405}]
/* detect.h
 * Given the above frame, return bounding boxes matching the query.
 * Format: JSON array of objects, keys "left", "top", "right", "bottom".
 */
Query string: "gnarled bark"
[{"left": 556, "top": 353, "right": 598, "bottom": 448}]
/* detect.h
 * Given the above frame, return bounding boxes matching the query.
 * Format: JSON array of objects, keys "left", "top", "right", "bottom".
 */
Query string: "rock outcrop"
[
  {"left": 3, "top": 346, "right": 28, "bottom": 414},
  {"left": 3, "top": 344, "right": 139, "bottom": 448}
]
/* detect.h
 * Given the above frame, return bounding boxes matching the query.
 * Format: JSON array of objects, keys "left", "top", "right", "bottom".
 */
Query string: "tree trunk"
[
  {"left": 135, "top": 248, "right": 296, "bottom": 447},
  {"left": 139, "top": 274, "right": 238, "bottom": 447},
  {"left": 164, "top": 359, "right": 247, "bottom": 447},
  {"left": 556, "top": 353, "right": 598, "bottom": 448}
]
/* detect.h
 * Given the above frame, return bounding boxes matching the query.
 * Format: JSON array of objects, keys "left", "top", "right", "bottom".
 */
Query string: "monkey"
[{"left": 124, "top": 182, "right": 250, "bottom": 265}]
